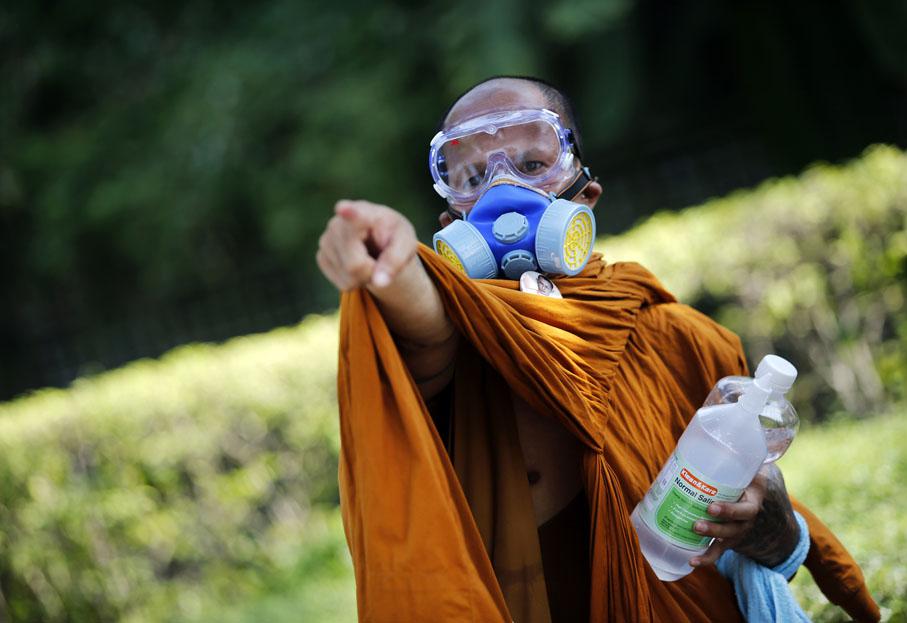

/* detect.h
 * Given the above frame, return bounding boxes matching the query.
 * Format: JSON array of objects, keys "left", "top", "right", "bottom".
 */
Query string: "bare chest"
[{"left": 512, "top": 394, "right": 584, "bottom": 526}]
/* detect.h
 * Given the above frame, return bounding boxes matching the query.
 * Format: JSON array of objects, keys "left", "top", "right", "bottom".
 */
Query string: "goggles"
[{"left": 429, "top": 108, "right": 581, "bottom": 208}]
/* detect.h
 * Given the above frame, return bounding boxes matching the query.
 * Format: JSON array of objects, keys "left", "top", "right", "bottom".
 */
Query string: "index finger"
[
  {"left": 708, "top": 496, "right": 761, "bottom": 521},
  {"left": 335, "top": 200, "right": 381, "bottom": 232}
]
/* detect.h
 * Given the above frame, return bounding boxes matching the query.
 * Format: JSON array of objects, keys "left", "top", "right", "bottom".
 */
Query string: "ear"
[
  {"left": 574, "top": 179, "right": 603, "bottom": 209},
  {"left": 439, "top": 211, "right": 454, "bottom": 228}
]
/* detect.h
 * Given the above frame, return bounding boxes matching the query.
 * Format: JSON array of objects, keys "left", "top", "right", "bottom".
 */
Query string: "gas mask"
[
  {"left": 428, "top": 108, "right": 597, "bottom": 279},
  {"left": 432, "top": 175, "right": 596, "bottom": 279}
]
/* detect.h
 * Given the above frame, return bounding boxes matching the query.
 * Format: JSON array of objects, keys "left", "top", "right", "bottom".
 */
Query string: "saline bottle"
[{"left": 630, "top": 377, "right": 771, "bottom": 581}]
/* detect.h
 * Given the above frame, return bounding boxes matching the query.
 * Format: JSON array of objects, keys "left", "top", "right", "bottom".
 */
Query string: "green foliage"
[
  {"left": 3, "top": 0, "right": 906, "bottom": 399},
  {"left": 601, "top": 145, "right": 907, "bottom": 421},
  {"left": 0, "top": 315, "right": 341, "bottom": 622},
  {"left": 187, "top": 510, "right": 356, "bottom": 623},
  {"left": 1, "top": 147, "right": 906, "bottom": 620},
  {"left": 781, "top": 412, "right": 907, "bottom": 622}
]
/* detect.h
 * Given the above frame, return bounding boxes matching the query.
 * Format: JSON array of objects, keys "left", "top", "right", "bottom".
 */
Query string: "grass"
[
  {"left": 781, "top": 411, "right": 907, "bottom": 622},
  {"left": 185, "top": 510, "right": 357, "bottom": 623}
]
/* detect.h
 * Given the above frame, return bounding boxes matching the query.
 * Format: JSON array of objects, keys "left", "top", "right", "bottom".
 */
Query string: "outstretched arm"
[{"left": 316, "top": 200, "right": 458, "bottom": 398}]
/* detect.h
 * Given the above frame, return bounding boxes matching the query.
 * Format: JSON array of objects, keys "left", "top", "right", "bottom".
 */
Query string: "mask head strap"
[
  {"left": 565, "top": 128, "right": 583, "bottom": 161},
  {"left": 446, "top": 205, "right": 466, "bottom": 221},
  {"left": 555, "top": 166, "right": 598, "bottom": 202}
]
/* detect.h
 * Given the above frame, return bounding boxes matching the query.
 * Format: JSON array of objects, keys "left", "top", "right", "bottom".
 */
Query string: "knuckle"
[
  {"left": 709, "top": 524, "right": 729, "bottom": 538},
  {"left": 351, "top": 199, "right": 378, "bottom": 213},
  {"left": 394, "top": 212, "right": 414, "bottom": 232},
  {"left": 331, "top": 271, "right": 352, "bottom": 291},
  {"left": 722, "top": 524, "right": 744, "bottom": 539},
  {"left": 317, "top": 250, "right": 334, "bottom": 269},
  {"left": 346, "top": 258, "right": 372, "bottom": 281},
  {"left": 730, "top": 502, "right": 748, "bottom": 516},
  {"left": 382, "top": 249, "right": 408, "bottom": 270}
]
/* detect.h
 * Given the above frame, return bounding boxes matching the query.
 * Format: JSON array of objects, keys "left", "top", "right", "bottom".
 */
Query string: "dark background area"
[{"left": 2, "top": 0, "right": 906, "bottom": 401}]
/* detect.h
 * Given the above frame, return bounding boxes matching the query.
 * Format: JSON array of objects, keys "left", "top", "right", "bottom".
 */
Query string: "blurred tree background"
[{"left": 2, "top": 0, "right": 906, "bottom": 400}]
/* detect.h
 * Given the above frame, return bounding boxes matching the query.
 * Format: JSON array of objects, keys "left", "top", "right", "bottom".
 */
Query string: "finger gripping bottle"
[
  {"left": 630, "top": 377, "right": 771, "bottom": 581},
  {"left": 704, "top": 354, "right": 800, "bottom": 463}
]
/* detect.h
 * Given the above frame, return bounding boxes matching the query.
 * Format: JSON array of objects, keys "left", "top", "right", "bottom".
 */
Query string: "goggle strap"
[{"left": 556, "top": 167, "right": 598, "bottom": 202}]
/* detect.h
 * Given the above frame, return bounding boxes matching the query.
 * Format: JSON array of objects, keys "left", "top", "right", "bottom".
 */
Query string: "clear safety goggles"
[{"left": 429, "top": 108, "right": 581, "bottom": 207}]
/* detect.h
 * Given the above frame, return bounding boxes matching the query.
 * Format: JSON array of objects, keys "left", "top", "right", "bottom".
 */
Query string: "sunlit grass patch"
[{"left": 780, "top": 411, "right": 907, "bottom": 622}]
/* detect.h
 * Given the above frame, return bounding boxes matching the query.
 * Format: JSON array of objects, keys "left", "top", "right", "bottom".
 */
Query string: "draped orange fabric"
[{"left": 337, "top": 244, "right": 880, "bottom": 622}]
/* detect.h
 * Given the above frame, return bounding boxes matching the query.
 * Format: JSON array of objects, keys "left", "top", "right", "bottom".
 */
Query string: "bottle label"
[{"left": 637, "top": 452, "right": 743, "bottom": 548}]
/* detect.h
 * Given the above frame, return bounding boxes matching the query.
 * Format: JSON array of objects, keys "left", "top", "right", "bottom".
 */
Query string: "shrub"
[
  {"left": 1, "top": 146, "right": 905, "bottom": 620},
  {"left": 601, "top": 145, "right": 907, "bottom": 421},
  {"left": 0, "top": 315, "right": 340, "bottom": 622}
]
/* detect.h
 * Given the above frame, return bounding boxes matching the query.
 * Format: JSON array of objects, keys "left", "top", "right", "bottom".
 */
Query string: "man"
[{"left": 318, "top": 77, "right": 878, "bottom": 622}]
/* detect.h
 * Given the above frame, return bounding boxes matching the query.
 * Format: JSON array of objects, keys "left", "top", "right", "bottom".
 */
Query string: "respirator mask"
[{"left": 428, "top": 108, "right": 597, "bottom": 279}]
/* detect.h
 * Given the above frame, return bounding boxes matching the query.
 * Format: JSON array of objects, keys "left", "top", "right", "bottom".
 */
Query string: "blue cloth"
[{"left": 716, "top": 510, "right": 811, "bottom": 622}]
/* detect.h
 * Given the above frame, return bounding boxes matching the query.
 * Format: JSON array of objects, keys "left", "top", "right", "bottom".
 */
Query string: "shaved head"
[{"left": 441, "top": 76, "right": 584, "bottom": 159}]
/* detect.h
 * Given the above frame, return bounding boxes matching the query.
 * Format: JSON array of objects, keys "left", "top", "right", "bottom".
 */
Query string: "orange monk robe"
[{"left": 337, "top": 244, "right": 880, "bottom": 623}]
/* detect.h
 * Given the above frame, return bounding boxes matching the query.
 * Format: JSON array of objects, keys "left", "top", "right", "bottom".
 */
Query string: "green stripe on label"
[{"left": 654, "top": 487, "right": 713, "bottom": 547}]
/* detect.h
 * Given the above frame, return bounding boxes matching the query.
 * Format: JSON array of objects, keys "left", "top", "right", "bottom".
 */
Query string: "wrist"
[
  {"left": 367, "top": 254, "right": 454, "bottom": 346},
  {"left": 770, "top": 511, "right": 810, "bottom": 579},
  {"left": 752, "top": 508, "right": 800, "bottom": 568},
  {"left": 737, "top": 465, "right": 800, "bottom": 567},
  {"left": 365, "top": 253, "right": 422, "bottom": 301}
]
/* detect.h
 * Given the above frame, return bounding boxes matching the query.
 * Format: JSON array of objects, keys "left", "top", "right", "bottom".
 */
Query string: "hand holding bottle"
[
  {"left": 631, "top": 369, "right": 801, "bottom": 581},
  {"left": 688, "top": 463, "right": 800, "bottom": 569}
]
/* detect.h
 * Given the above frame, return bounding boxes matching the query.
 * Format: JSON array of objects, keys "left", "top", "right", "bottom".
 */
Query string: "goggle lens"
[{"left": 437, "top": 120, "right": 563, "bottom": 195}]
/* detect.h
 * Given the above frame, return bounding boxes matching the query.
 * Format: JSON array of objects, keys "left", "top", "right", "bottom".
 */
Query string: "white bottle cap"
[
  {"left": 754, "top": 354, "right": 798, "bottom": 394},
  {"left": 739, "top": 375, "right": 771, "bottom": 415}
]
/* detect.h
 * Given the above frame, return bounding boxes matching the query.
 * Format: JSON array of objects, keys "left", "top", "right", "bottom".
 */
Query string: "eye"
[
  {"left": 522, "top": 160, "right": 547, "bottom": 175},
  {"left": 466, "top": 174, "right": 483, "bottom": 188},
  {"left": 465, "top": 165, "right": 486, "bottom": 188}
]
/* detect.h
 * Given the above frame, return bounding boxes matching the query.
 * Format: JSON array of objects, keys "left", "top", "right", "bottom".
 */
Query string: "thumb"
[
  {"left": 367, "top": 209, "right": 416, "bottom": 287},
  {"left": 371, "top": 229, "right": 416, "bottom": 288}
]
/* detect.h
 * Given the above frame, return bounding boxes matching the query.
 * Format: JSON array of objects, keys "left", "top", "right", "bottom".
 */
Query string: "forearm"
[
  {"left": 735, "top": 463, "right": 800, "bottom": 568},
  {"left": 367, "top": 254, "right": 458, "bottom": 397}
]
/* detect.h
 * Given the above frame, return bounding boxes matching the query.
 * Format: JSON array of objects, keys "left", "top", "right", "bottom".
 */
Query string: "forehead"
[{"left": 444, "top": 81, "right": 548, "bottom": 128}]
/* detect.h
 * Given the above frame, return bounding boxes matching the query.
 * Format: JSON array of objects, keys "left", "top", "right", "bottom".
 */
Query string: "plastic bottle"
[
  {"left": 630, "top": 377, "right": 771, "bottom": 581},
  {"left": 703, "top": 355, "right": 800, "bottom": 463}
]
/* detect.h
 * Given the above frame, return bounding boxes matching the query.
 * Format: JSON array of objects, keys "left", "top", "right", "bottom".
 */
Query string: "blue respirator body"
[{"left": 432, "top": 183, "right": 596, "bottom": 280}]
